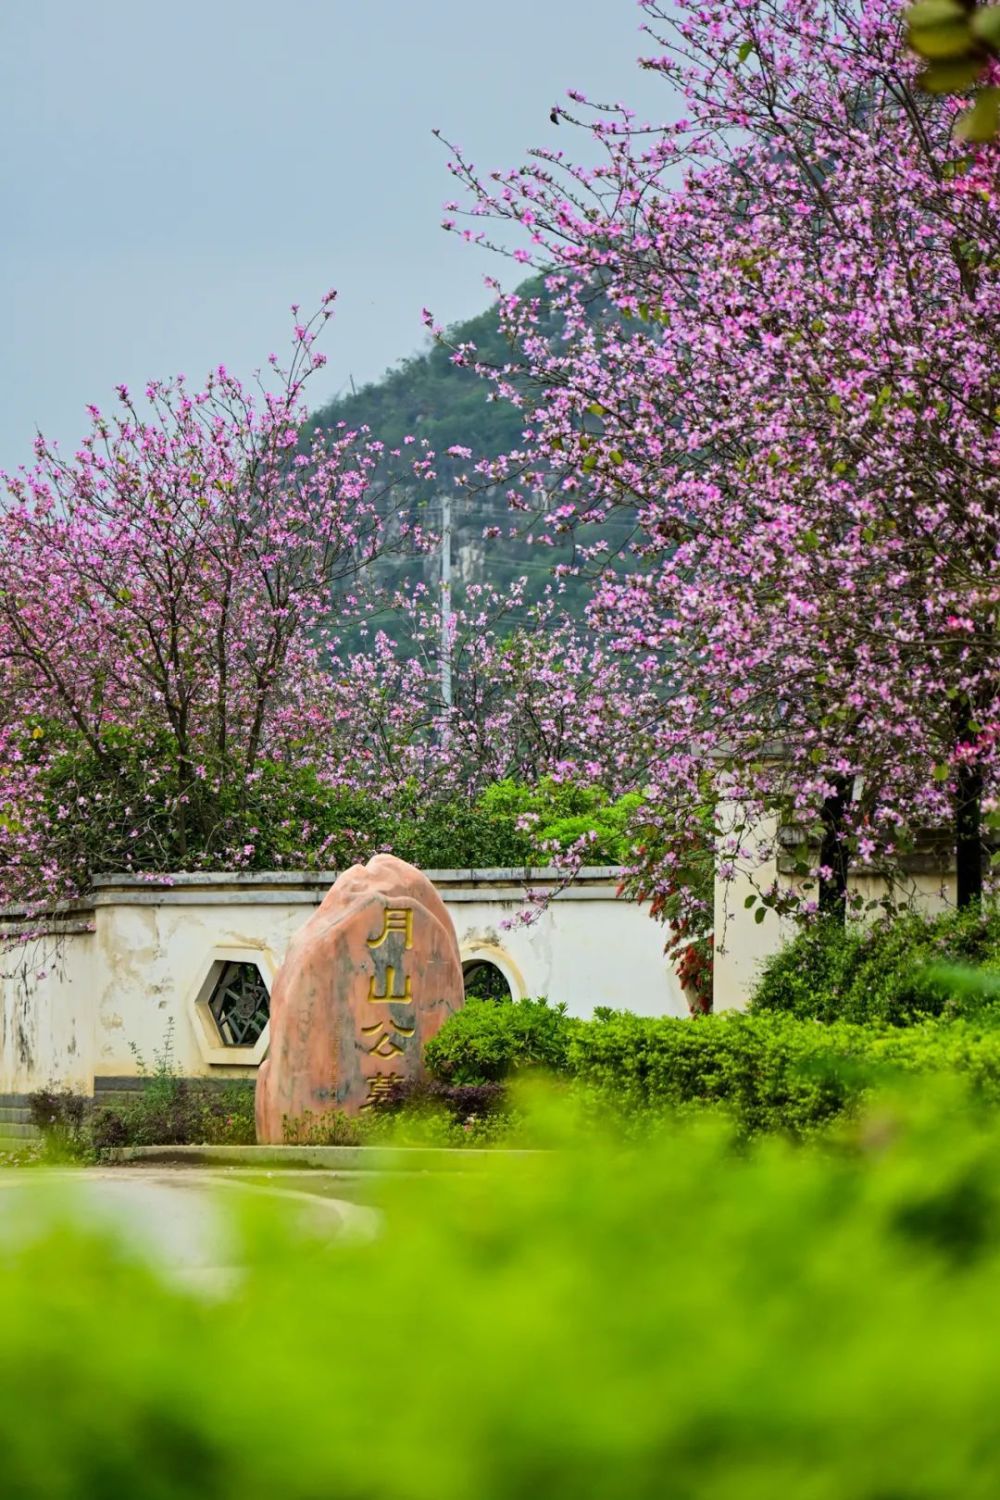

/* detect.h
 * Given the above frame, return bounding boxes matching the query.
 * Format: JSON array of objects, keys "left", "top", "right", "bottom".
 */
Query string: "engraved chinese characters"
[{"left": 255, "top": 855, "right": 464, "bottom": 1140}]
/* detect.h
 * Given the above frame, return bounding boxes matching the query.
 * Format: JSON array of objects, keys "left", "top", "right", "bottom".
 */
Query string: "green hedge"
[
  {"left": 424, "top": 996, "right": 1000, "bottom": 1137},
  {"left": 569, "top": 1010, "right": 1000, "bottom": 1136},
  {"left": 750, "top": 904, "right": 1000, "bottom": 1025}
]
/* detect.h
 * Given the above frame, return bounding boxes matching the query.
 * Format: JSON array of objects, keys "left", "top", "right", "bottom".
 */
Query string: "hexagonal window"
[{"left": 207, "top": 961, "right": 270, "bottom": 1048}]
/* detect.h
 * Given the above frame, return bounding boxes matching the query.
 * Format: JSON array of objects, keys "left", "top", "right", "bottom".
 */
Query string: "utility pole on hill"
[{"left": 440, "top": 493, "right": 453, "bottom": 718}]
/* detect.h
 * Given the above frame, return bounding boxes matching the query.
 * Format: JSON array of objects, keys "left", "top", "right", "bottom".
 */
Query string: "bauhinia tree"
[
  {"left": 0, "top": 295, "right": 439, "bottom": 907},
  {"left": 437, "top": 0, "right": 1000, "bottom": 930},
  {"left": 324, "top": 579, "right": 659, "bottom": 805}
]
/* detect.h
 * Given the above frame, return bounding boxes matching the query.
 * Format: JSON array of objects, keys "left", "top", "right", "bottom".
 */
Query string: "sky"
[{"left": 0, "top": 0, "right": 670, "bottom": 474}]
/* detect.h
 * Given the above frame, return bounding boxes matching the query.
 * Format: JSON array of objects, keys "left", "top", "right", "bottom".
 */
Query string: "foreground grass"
[{"left": 4, "top": 1081, "right": 1000, "bottom": 1498}]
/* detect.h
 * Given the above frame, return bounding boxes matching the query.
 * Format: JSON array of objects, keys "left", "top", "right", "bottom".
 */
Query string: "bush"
[
  {"left": 424, "top": 996, "right": 576, "bottom": 1083},
  {"left": 567, "top": 1010, "right": 875, "bottom": 1136},
  {"left": 478, "top": 778, "right": 642, "bottom": 863},
  {"left": 751, "top": 904, "right": 1000, "bottom": 1025},
  {"left": 89, "top": 1077, "right": 257, "bottom": 1151},
  {"left": 26, "top": 1087, "right": 92, "bottom": 1161}
]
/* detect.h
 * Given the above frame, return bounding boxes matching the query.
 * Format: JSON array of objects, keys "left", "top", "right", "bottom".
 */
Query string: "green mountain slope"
[{"left": 306, "top": 280, "right": 636, "bottom": 629}]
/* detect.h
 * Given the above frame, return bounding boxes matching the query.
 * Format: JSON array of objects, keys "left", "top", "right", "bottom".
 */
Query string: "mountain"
[{"left": 304, "top": 279, "right": 635, "bottom": 630}]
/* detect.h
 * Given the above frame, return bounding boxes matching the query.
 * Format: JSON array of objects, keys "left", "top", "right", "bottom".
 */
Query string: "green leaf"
[
  {"left": 737, "top": 39, "right": 754, "bottom": 62},
  {"left": 910, "top": 20, "right": 977, "bottom": 58},
  {"left": 905, "top": 0, "right": 966, "bottom": 23},
  {"left": 744, "top": 894, "right": 758, "bottom": 908},
  {"left": 919, "top": 57, "right": 984, "bottom": 92},
  {"left": 582, "top": 454, "right": 599, "bottom": 473},
  {"left": 802, "top": 530, "right": 820, "bottom": 550},
  {"left": 971, "top": 5, "right": 1000, "bottom": 47},
  {"left": 827, "top": 394, "right": 842, "bottom": 414},
  {"left": 754, "top": 906, "right": 767, "bottom": 924},
  {"left": 932, "top": 763, "right": 951, "bottom": 782},
  {"left": 955, "top": 86, "right": 1000, "bottom": 141}
]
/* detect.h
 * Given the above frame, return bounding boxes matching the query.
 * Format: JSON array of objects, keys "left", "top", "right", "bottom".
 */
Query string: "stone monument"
[{"left": 255, "top": 854, "right": 464, "bottom": 1141}]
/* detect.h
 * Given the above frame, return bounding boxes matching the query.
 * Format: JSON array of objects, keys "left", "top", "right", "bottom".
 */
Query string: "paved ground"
[{"left": 0, "top": 1166, "right": 379, "bottom": 1293}]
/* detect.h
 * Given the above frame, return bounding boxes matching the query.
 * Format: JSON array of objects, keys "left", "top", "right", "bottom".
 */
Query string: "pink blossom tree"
[
  {"left": 437, "top": 0, "right": 1000, "bottom": 930},
  {"left": 0, "top": 295, "right": 439, "bottom": 906}
]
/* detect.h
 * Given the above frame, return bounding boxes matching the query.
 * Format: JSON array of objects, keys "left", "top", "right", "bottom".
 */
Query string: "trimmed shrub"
[
  {"left": 424, "top": 996, "right": 576, "bottom": 1083},
  {"left": 567, "top": 1011, "right": 871, "bottom": 1135},
  {"left": 570, "top": 1010, "right": 1000, "bottom": 1136}
]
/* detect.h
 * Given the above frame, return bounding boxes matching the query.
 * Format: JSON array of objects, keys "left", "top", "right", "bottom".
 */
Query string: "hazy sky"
[{"left": 0, "top": 1, "right": 670, "bottom": 473}]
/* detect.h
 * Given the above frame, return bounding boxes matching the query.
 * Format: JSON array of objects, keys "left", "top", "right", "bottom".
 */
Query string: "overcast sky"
[{"left": 0, "top": 1, "right": 671, "bottom": 473}]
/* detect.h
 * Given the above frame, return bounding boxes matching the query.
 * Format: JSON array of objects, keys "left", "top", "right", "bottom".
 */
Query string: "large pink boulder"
[{"left": 255, "top": 855, "right": 463, "bottom": 1141}]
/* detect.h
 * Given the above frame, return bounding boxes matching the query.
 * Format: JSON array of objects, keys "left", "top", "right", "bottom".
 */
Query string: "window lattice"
[{"left": 208, "top": 962, "right": 270, "bottom": 1047}]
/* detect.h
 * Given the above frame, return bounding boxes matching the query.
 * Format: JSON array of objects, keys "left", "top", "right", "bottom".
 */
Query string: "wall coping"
[
  {"left": 90, "top": 867, "right": 622, "bottom": 888},
  {"left": 0, "top": 867, "right": 626, "bottom": 925},
  {"left": 89, "top": 866, "right": 624, "bottom": 906}
]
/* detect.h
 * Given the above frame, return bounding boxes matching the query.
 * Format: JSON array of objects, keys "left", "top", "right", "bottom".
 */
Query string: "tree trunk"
[
  {"left": 818, "top": 774, "right": 852, "bottom": 922},
  {"left": 955, "top": 758, "right": 984, "bottom": 909}
]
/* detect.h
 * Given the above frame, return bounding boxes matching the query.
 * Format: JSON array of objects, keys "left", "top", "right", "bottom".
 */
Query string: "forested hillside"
[{"left": 305, "top": 280, "right": 635, "bottom": 625}]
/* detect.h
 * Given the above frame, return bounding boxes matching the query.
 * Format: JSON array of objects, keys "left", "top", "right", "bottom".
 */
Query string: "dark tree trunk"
[
  {"left": 818, "top": 774, "right": 853, "bottom": 923},
  {"left": 955, "top": 758, "right": 984, "bottom": 909}
]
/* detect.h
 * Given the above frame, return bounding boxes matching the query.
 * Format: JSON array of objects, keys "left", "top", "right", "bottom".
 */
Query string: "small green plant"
[
  {"left": 25, "top": 1087, "right": 92, "bottom": 1163},
  {"left": 281, "top": 1110, "right": 363, "bottom": 1146}
]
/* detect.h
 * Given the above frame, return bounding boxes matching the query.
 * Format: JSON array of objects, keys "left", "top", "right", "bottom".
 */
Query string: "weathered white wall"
[
  {"left": 0, "top": 867, "right": 685, "bottom": 1095},
  {"left": 0, "top": 916, "right": 96, "bottom": 1096},
  {"left": 712, "top": 811, "right": 959, "bottom": 1012}
]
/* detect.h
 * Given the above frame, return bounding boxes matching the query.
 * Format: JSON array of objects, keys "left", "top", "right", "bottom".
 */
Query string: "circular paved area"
[{"left": 0, "top": 1166, "right": 378, "bottom": 1293}]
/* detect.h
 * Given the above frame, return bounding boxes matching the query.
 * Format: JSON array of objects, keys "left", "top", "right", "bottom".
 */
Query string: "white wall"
[
  {"left": 0, "top": 867, "right": 686, "bottom": 1095},
  {"left": 712, "top": 810, "right": 960, "bottom": 1012}
]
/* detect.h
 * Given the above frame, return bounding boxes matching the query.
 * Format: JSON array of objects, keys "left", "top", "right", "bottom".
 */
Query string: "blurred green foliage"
[
  {"left": 906, "top": 0, "right": 1000, "bottom": 139},
  {"left": 751, "top": 904, "right": 1000, "bottom": 1025},
  {"left": 7, "top": 1088, "right": 1000, "bottom": 1496}
]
